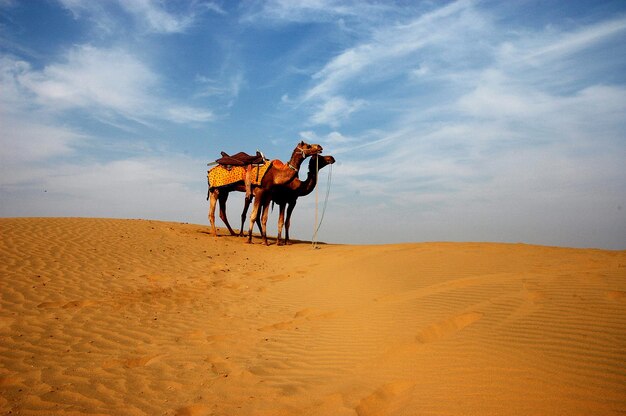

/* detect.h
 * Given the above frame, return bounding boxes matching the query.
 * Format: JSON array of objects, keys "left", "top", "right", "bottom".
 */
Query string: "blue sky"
[{"left": 1, "top": 0, "right": 625, "bottom": 249}]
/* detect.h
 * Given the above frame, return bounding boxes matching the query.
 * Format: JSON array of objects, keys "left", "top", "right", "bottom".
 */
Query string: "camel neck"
[
  {"left": 298, "top": 160, "right": 321, "bottom": 197},
  {"left": 287, "top": 150, "right": 305, "bottom": 172},
  {"left": 270, "top": 149, "right": 306, "bottom": 186}
]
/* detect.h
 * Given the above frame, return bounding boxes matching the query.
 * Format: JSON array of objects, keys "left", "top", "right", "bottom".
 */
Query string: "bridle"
[{"left": 289, "top": 145, "right": 321, "bottom": 171}]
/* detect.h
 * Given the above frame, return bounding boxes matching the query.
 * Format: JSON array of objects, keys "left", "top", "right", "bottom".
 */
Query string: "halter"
[{"left": 289, "top": 145, "right": 316, "bottom": 171}]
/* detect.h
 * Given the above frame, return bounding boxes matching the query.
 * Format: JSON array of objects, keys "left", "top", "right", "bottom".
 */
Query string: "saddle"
[{"left": 216, "top": 151, "right": 265, "bottom": 167}]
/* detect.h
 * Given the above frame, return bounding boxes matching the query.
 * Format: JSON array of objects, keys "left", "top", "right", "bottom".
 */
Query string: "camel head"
[
  {"left": 308, "top": 154, "right": 336, "bottom": 171},
  {"left": 296, "top": 141, "right": 323, "bottom": 158}
]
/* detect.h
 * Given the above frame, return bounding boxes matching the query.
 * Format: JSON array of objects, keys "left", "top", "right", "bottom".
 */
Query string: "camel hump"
[{"left": 271, "top": 159, "right": 286, "bottom": 169}]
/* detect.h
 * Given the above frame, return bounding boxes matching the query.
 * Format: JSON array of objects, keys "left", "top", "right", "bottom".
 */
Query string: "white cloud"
[
  {"left": 195, "top": 72, "right": 244, "bottom": 108},
  {"left": 303, "top": 0, "right": 479, "bottom": 101},
  {"left": 0, "top": 115, "right": 84, "bottom": 164},
  {"left": 121, "top": 0, "right": 193, "bottom": 33},
  {"left": 517, "top": 16, "right": 626, "bottom": 65},
  {"left": 293, "top": 0, "right": 488, "bottom": 128},
  {"left": 18, "top": 45, "right": 157, "bottom": 112},
  {"left": 3, "top": 45, "right": 213, "bottom": 125},
  {"left": 57, "top": 0, "right": 224, "bottom": 34},
  {"left": 0, "top": 153, "right": 208, "bottom": 223},
  {"left": 240, "top": 0, "right": 393, "bottom": 24},
  {"left": 309, "top": 95, "right": 365, "bottom": 127},
  {"left": 166, "top": 106, "right": 214, "bottom": 123},
  {"left": 299, "top": 130, "right": 356, "bottom": 154}
]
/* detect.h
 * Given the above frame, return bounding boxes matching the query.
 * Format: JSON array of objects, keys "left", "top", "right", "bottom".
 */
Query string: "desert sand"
[{"left": 1, "top": 217, "right": 625, "bottom": 415}]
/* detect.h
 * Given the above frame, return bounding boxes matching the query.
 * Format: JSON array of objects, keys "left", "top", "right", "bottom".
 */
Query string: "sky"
[{"left": 1, "top": 0, "right": 625, "bottom": 249}]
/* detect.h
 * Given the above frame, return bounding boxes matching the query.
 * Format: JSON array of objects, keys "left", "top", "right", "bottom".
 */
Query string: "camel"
[
  {"left": 270, "top": 154, "right": 335, "bottom": 245},
  {"left": 207, "top": 180, "right": 250, "bottom": 237},
  {"left": 244, "top": 154, "right": 335, "bottom": 245},
  {"left": 246, "top": 141, "right": 323, "bottom": 245},
  {"left": 207, "top": 152, "right": 266, "bottom": 237}
]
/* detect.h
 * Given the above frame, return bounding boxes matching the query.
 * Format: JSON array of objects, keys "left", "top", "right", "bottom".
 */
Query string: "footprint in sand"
[
  {"left": 207, "top": 359, "right": 235, "bottom": 377},
  {"left": 416, "top": 311, "right": 483, "bottom": 343},
  {"left": 294, "top": 308, "right": 318, "bottom": 318},
  {"left": 0, "top": 317, "right": 15, "bottom": 331},
  {"left": 258, "top": 320, "right": 295, "bottom": 332},
  {"left": 0, "top": 374, "right": 22, "bottom": 387},
  {"left": 175, "top": 404, "right": 211, "bottom": 416},
  {"left": 37, "top": 300, "right": 97, "bottom": 309},
  {"left": 102, "top": 355, "right": 162, "bottom": 369},
  {"left": 37, "top": 301, "right": 66, "bottom": 309},
  {"left": 264, "top": 273, "right": 290, "bottom": 282},
  {"left": 62, "top": 300, "right": 98, "bottom": 308},
  {"left": 206, "top": 334, "right": 233, "bottom": 343},
  {"left": 355, "top": 380, "right": 415, "bottom": 416},
  {"left": 294, "top": 308, "right": 341, "bottom": 321},
  {"left": 124, "top": 355, "right": 162, "bottom": 368},
  {"left": 258, "top": 309, "right": 340, "bottom": 332},
  {"left": 607, "top": 290, "right": 626, "bottom": 300}
]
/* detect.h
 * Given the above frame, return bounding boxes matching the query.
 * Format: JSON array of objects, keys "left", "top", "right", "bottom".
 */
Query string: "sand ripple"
[{"left": 1, "top": 219, "right": 625, "bottom": 415}]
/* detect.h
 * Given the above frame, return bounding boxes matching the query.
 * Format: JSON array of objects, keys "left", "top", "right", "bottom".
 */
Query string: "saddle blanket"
[{"left": 208, "top": 161, "right": 272, "bottom": 189}]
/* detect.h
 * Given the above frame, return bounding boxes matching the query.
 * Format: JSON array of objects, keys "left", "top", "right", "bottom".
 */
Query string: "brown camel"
[
  {"left": 207, "top": 152, "right": 265, "bottom": 236},
  {"left": 270, "top": 154, "right": 335, "bottom": 245},
  {"left": 244, "top": 154, "right": 335, "bottom": 245},
  {"left": 207, "top": 180, "right": 251, "bottom": 237},
  {"left": 247, "top": 141, "right": 323, "bottom": 245}
]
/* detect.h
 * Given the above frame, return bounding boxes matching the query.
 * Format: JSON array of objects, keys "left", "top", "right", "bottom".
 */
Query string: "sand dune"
[{"left": 1, "top": 218, "right": 625, "bottom": 415}]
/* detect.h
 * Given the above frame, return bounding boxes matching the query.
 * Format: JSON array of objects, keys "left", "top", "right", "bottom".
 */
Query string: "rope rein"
[{"left": 312, "top": 157, "right": 333, "bottom": 249}]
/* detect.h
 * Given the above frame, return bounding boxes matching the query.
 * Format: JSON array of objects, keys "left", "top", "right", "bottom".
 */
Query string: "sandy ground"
[{"left": 1, "top": 217, "right": 625, "bottom": 416}]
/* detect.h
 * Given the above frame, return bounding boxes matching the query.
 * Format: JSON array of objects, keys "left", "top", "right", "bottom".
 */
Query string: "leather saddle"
[{"left": 216, "top": 151, "right": 265, "bottom": 166}]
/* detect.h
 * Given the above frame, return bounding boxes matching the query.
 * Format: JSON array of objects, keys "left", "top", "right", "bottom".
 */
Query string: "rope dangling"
[{"left": 312, "top": 157, "right": 333, "bottom": 249}]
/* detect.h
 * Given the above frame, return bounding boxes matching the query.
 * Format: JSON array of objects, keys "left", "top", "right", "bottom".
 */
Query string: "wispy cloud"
[
  {"left": 4, "top": 45, "right": 213, "bottom": 125},
  {"left": 515, "top": 16, "right": 626, "bottom": 65},
  {"left": 240, "top": 0, "right": 395, "bottom": 25},
  {"left": 57, "top": 0, "right": 224, "bottom": 34},
  {"left": 309, "top": 95, "right": 365, "bottom": 127},
  {"left": 195, "top": 72, "right": 244, "bottom": 108},
  {"left": 18, "top": 46, "right": 157, "bottom": 112},
  {"left": 297, "top": 0, "right": 486, "bottom": 127}
]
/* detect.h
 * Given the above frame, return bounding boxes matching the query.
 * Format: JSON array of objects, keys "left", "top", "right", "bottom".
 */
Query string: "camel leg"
[
  {"left": 255, "top": 204, "right": 263, "bottom": 236},
  {"left": 240, "top": 194, "right": 252, "bottom": 237},
  {"left": 208, "top": 190, "right": 219, "bottom": 236},
  {"left": 276, "top": 203, "right": 286, "bottom": 246},
  {"left": 218, "top": 192, "right": 236, "bottom": 236},
  {"left": 260, "top": 195, "right": 272, "bottom": 246},
  {"left": 285, "top": 201, "right": 297, "bottom": 245},
  {"left": 247, "top": 191, "right": 262, "bottom": 244},
  {"left": 246, "top": 196, "right": 263, "bottom": 237}
]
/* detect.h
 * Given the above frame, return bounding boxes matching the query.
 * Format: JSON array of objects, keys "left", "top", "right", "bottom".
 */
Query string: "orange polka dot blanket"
[{"left": 208, "top": 161, "right": 272, "bottom": 190}]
